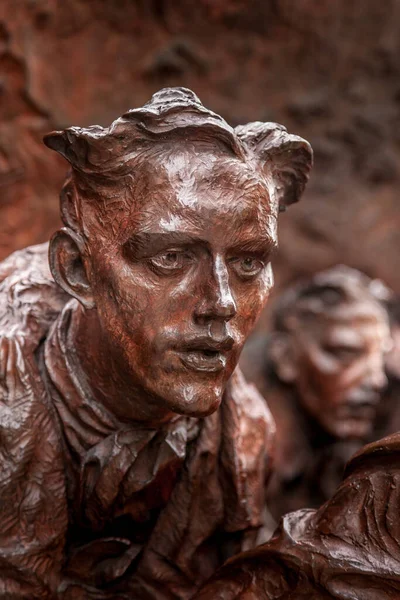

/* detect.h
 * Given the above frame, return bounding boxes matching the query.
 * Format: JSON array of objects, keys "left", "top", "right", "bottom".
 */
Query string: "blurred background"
[{"left": 1, "top": 0, "right": 400, "bottom": 328}]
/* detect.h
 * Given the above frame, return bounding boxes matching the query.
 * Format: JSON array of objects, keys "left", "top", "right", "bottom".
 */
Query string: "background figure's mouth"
[
  {"left": 177, "top": 349, "right": 227, "bottom": 372},
  {"left": 338, "top": 403, "right": 377, "bottom": 421}
]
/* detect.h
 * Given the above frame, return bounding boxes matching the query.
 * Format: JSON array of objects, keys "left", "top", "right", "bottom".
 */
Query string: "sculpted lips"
[
  {"left": 338, "top": 391, "right": 381, "bottom": 420},
  {"left": 175, "top": 336, "right": 234, "bottom": 373}
]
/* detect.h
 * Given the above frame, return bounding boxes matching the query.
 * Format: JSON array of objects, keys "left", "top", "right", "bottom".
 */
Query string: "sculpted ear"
[
  {"left": 49, "top": 228, "right": 95, "bottom": 309},
  {"left": 235, "top": 122, "right": 313, "bottom": 212},
  {"left": 268, "top": 333, "right": 297, "bottom": 383}
]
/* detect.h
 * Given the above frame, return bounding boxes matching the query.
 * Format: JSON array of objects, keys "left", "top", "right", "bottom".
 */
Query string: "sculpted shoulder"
[
  {"left": 0, "top": 242, "right": 69, "bottom": 346},
  {"left": 0, "top": 242, "right": 69, "bottom": 449},
  {"left": 0, "top": 244, "right": 70, "bottom": 595}
]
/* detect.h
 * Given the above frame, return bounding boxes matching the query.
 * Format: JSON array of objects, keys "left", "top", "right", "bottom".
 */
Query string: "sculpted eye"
[
  {"left": 323, "top": 344, "right": 362, "bottom": 361},
  {"left": 229, "top": 256, "right": 265, "bottom": 279},
  {"left": 149, "top": 250, "right": 194, "bottom": 273}
]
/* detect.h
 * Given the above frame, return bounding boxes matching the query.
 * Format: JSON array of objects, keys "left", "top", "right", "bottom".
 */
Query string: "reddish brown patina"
[
  {"left": 0, "top": 88, "right": 312, "bottom": 598},
  {"left": 241, "top": 266, "right": 392, "bottom": 533},
  {"left": 196, "top": 432, "right": 400, "bottom": 599}
]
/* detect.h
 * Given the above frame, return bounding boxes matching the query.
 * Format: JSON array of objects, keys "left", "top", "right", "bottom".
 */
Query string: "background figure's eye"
[
  {"left": 323, "top": 344, "right": 362, "bottom": 362},
  {"left": 230, "top": 256, "right": 265, "bottom": 279},
  {"left": 149, "top": 250, "right": 194, "bottom": 274}
]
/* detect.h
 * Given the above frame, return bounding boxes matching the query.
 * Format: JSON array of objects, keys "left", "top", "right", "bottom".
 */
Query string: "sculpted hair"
[
  {"left": 44, "top": 87, "right": 313, "bottom": 233},
  {"left": 273, "top": 265, "right": 391, "bottom": 332}
]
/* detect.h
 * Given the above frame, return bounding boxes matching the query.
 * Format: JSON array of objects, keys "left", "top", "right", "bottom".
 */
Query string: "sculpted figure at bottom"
[
  {"left": 0, "top": 88, "right": 312, "bottom": 599},
  {"left": 196, "top": 432, "right": 400, "bottom": 600}
]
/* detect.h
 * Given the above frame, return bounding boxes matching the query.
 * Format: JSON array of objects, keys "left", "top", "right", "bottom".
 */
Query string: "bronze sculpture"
[
  {"left": 196, "top": 431, "right": 400, "bottom": 599},
  {"left": 241, "top": 266, "right": 392, "bottom": 532},
  {"left": 0, "top": 87, "right": 312, "bottom": 598}
]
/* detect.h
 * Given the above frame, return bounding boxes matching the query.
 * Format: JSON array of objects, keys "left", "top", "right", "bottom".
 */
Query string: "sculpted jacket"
[
  {"left": 196, "top": 432, "right": 400, "bottom": 600},
  {"left": 0, "top": 243, "right": 274, "bottom": 600}
]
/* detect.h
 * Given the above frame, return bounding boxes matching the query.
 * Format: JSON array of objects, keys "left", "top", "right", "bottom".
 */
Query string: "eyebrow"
[
  {"left": 323, "top": 340, "right": 364, "bottom": 350},
  {"left": 227, "top": 236, "right": 278, "bottom": 257},
  {"left": 123, "top": 231, "right": 277, "bottom": 259},
  {"left": 123, "top": 232, "right": 206, "bottom": 258}
]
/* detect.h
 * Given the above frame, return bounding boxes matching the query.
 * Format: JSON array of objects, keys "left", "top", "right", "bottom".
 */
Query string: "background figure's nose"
[
  {"left": 364, "top": 360, "right": 388, "bottom": 392},
  {"left": 194, "top": 256, "right": 237, "bottom": 323}
]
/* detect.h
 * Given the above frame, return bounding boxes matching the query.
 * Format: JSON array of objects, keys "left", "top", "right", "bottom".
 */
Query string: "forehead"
[{"left": 109, "top": 146, "right": 277, "bottom": 244}]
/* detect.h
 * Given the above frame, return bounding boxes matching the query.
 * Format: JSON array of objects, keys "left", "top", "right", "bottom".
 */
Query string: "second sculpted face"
[
  {"left": 290, "top": 311, "right": 390, "bottom": 439},
  {"left": 85, "top": 148, "right": 277, "bottom": 418}
]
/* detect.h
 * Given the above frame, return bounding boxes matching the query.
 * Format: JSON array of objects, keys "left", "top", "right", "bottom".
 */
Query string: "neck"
[{"left": 71, "top": 303, "right": 177, "bottom": 426}]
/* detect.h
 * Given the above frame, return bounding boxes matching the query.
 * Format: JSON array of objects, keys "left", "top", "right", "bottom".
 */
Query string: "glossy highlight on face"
[{"left": 87, "top": 149, "right": 277, "bottom": 417}]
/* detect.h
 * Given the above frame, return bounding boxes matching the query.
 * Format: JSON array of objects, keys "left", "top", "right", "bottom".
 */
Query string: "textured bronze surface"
[
  {"left": 1, "top": 2, "right": 400, "bottom": 302},
  {"left": 0, "top": 88, "right": 311, "bottom": 598},
  {"left": 241, "top": 266, "right": 392, "bottom": 534},
  {"left": 196, "top": 432, "right": 400, "bottom": 599}
]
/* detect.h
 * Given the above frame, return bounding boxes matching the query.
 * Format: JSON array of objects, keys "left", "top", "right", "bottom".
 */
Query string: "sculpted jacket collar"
[{"left": 43, "top": 300, "right": 200, "bottom": 532}]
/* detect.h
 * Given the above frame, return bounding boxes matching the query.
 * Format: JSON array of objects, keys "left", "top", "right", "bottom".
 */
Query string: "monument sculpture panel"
[{"left": 0, "top": 88, "right": 312, "bottom": 598}]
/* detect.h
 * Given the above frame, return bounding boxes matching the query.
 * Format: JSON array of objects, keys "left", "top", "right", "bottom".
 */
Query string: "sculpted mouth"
[
  {"left": 175, "top": 337, "right": 233, "bottom": 373},
  {"left": 338, "top": 403, "right": 377, "bottom": 420},
  {"left": 177, "top": 349, "right": 227, "bottom": 372}
]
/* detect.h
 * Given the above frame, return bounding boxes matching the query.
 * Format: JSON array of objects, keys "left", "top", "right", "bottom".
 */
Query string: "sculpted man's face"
[
  {"left": 83, "top": 148, "right": 276, "bottom": 417},
  {"left": 286, "top": 307, "right": 390, "bottom": 439}
]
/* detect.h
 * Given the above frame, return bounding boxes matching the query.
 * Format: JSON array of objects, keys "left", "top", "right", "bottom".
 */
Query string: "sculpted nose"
[
  {"left": 367, "top": 368, "right": 388, "bottom": 392},
  {"left": 364, "top": 357, "right": 388, "bottom": 392},
  {"left": 194, "top": 256, "right": 237, "bottom": 322}
]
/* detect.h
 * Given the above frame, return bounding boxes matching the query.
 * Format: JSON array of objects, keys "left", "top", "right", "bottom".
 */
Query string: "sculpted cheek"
[
  {"left": 235, "top": 271, "right": 273, "bottom": 330},
  {"left": 233, "top": 304, "right": 260, "bottom": 343},
  {"left": 235, "top": 278, "right": 272, "bottom": 333},
  {"left": 168, "top": 274, "right": 197, "bottom": 299},
  {"left": 259, "top": 264, "right": 274, "bottom": 299}
]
